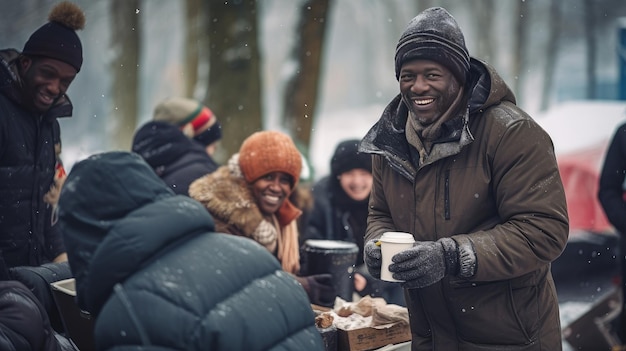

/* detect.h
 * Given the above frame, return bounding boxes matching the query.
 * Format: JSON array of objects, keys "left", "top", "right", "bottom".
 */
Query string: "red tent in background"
[
  {"left": 556, "top": 142, "right": 612, "bottom": 234},
  {"left": 534, "top": 100, "right": 626, "bottom": 237}
]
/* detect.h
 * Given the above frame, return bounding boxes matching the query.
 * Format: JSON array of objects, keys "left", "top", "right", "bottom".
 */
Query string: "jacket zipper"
[{"left": 444, "top": 169, "right": 450, "bottom": 220}]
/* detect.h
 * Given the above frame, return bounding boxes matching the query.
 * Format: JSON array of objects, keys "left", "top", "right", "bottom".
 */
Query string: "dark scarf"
[{"left": 405, "top": 85, "right": 466, "bottom": 165}]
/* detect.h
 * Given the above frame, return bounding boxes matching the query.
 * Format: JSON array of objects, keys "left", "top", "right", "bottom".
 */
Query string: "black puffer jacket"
[
  {"left": 132, "top": 121, "right": 219, "bottom": 195},
  {"left": 0, "top": 49, "right": 67, "bottom": 275},
  {"left": 304, "top": 176, "right": 368, "bottom": 265},
  {"left": 58, "top": 151, "right": 323, "bottom": 351},
  {"left": 0, "top": 280, "right": 60, "bottom": 351},
  {"left": 599, "top": 122, "right": 626, "bottom": 235}
]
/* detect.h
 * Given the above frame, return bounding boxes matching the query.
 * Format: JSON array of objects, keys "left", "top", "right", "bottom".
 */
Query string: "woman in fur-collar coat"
[{"left": 190, "top": 131, "right": 337, "bottom": 307}]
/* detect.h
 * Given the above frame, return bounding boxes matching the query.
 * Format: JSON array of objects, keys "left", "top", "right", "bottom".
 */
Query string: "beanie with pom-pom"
[{"left": 22, "top": 1, "right": 86, "bottom": 72}]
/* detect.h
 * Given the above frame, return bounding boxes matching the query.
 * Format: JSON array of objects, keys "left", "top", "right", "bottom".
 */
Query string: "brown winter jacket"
[{"left": 359, "top": 59, "right": 569, "bottom": 350}]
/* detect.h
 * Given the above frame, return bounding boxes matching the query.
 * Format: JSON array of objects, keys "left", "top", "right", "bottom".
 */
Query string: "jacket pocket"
[{"left": 447, "top": 278, "right": 540, "bottom": 346}]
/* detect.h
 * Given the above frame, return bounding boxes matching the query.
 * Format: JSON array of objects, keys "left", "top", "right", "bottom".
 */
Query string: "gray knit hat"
[{"left": 394, "top": 7, "right": 470, "bottom": 84}]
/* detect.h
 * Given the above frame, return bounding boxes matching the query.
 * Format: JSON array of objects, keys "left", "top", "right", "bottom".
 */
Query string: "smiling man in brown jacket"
[{"left": 360, "top": 7, "right": 569, "bottom": 351}]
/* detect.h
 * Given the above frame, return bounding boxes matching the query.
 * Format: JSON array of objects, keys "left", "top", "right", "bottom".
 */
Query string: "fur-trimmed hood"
[{"left": 189, "top": 154, "right": 302, "bottom": 236}]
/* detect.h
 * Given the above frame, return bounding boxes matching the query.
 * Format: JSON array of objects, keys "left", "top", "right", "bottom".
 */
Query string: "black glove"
[
  {"left": 389, "top": 237, "right": 458, "bottom": 289},
  {"left": 297, "top": 274, "right": 336, "bottom": 307},
  {"left": 363, "top": 239, "right": 382, "bottom": 279}
]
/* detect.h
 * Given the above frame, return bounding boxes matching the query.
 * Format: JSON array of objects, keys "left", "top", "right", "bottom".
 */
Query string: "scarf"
[
  {"left": 406, "top": 85, "right": 466, "bottom": 156},
  {"left": 273, "top": 216, "right": 300, "bottom": 274}
]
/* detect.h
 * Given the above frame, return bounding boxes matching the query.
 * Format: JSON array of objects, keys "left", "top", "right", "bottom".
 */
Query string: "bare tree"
[
  {"left": 512, "top": 0, "right": 529, "bottom": 103},
  {"left": 203, "top": 0, "right": 263, "bottom": 161},
  {"left": 184, "top": 0, "right": 202, "bottom": 97},
  {"left": 281, "top": 0, "right": 332, "bottom": 157},
  {"left": 584, "top": 0, "right": 597, "bottom": 99},
  {"left": 470, "top": 0, "right": 495, "bottom": 62},
  {"left": 540, "top": 0, "right": 561, "bottom": 111},
  {"left": 109, "top": 0, "right": 140, "bottom": 150}
]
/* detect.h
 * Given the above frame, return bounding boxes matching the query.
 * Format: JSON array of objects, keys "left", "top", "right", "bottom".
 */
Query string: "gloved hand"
[
  {"left": 363, "top": 239, "right": 382, "bottom": 279},
  {"left": 389, "top": 237, "right": 458, "bottom": 289},
  {"left": 296, "top": 274, "right": 336, "bottom": 307}
]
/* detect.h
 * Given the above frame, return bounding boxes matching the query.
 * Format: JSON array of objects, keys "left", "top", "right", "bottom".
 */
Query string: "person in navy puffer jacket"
[
  {"left": 132, "top": 120, "right": 218, "bottom": 196},
  {"left": 57, "top": 151, "right": 324, "bottom": 351}
]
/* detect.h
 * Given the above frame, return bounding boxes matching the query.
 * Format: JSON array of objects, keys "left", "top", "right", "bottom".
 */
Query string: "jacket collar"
[{"left": 359, "top": 58, "right": 514, "bottom": 180}]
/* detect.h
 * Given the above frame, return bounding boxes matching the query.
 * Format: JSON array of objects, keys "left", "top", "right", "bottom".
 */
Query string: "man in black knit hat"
[
  {"left": 360, "top": 7, "right": 569, "bottom": 350},
  {"left": 0, "top": 1, "right": 85, "bottom": 278}
]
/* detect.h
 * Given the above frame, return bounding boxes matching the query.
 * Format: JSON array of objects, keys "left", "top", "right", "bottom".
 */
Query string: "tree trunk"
[
  {"left": 184, "top": 0, "right": 202, "bottom": 98},
  {"left": 203, "top": 0, "right": 263, "bottom": 162},
  {"left": 512, "top": 0, "right": 529, "bottom": 103},
  {"left": 584, "top": 0, "right": 596, "bottom": 99},
  {"left": 281, "top": 0, "right": 331, "bottom": 158},
  {"left": 540, "top": 0, "right": 561, "bottom": 111},
  {"left": 471, "top": 0, "right": 495, "bottom": 62},
  {"left": 109, "top": 0, "right": 140, "bottom": 150}
]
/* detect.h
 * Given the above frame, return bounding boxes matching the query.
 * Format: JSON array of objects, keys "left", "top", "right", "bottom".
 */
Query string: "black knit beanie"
[
  {"left": 394, "top": 7, "right": 470, "bottom": 84},
  {"left": 22, "top": 2, "right": 86, "bottom": 72},
  {"left": 193, "top": 121, "right": 222, "bottom": 146},
  {"left": 330, "top": 139, "right": 372, "bottom": 177}
]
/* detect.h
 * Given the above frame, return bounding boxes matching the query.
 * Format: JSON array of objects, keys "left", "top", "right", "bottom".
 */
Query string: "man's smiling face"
[
  {"left": 399, "top": 59, "right": 460, "bottom": 126},
  {"left": 20, "top": 56, "right": 76, "bottom": 113}
]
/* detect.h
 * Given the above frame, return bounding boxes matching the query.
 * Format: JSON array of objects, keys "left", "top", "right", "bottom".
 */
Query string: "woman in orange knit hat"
[{"left": 190, "top": 130, "right": 336, "bottom": 306}]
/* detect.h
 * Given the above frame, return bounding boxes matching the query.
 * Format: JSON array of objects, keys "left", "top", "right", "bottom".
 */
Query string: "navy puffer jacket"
[
  {"left": 58, "top": 151, "right": 323, "bottom": 351},
  {"left": 0, "top": 280, "right": 60, "bottom": 351},
  {"left": 132, "top": 121, "right": 219, "bottom": 196}
]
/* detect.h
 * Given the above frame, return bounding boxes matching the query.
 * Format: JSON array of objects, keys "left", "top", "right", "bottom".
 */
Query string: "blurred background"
[
  {"left": 2, "top": 0, "right": 626, "bottom": 177},
  {"left": 3, "top": 1, "right": 626, "bottom": 348}
]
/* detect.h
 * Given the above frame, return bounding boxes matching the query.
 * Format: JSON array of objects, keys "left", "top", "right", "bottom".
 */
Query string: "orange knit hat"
[{"left": 238, "top": 131, "right": 302, "bottom": 188}]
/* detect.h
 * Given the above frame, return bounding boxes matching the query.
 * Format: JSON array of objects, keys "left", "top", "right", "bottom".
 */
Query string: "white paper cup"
[{"left": 379, "top": 232, "right": 415, "bottom": 282}]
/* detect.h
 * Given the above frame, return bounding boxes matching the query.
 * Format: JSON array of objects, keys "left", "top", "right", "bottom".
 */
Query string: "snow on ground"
[
  {"left": 534, "top": 100, "right": 626, "bottom": 156},
  {"left": 309, "top": 104, "right": 385, "bottom": 181}
]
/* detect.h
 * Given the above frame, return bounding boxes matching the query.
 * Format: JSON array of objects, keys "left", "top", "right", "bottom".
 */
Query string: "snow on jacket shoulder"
[{"left": 58, "top": 151, "right": 323, "bottom": 351}]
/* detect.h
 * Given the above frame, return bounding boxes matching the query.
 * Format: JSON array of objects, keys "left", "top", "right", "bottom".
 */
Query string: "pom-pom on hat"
[
  {"left": 238, "top": 131, "right": 302, "bottom": 188},
  {"left": 395, "top": 7, "right": 470, "bottom": 84},
  {"left": 330, "top": 139, "right": 372, "bottom": 177},
  {"left": 153, "top": 97, "right": 220, "bottom": 144},
  {"left": 22, "top": 1, "right": 86, "bottom": 72}
]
